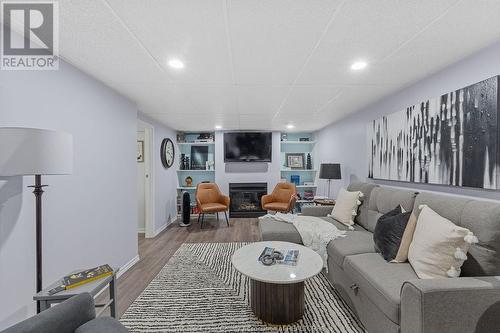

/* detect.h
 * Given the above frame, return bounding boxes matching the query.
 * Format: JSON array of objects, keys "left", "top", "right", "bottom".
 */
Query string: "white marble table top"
[{"left": 231, "top": 241, "right": 323, "bottom": 284}]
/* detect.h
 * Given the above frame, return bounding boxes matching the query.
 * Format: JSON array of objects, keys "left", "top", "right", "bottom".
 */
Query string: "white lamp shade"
[{"left": 0, "top": 127, "right": 73, "bottom": 176}]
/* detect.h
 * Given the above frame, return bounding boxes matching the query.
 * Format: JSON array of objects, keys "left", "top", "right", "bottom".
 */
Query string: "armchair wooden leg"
[
  {"left": 197, "top": 213, "right": 201, "bottom": 224},
  {"left": 224, "top": 211, "right": 229, "bottom": 227},
  {"left": 216, "top": 212, "right": 219, "bottom": 221},
  {"left": 200, "top": 213, "right": 205, "bottom": 229}
]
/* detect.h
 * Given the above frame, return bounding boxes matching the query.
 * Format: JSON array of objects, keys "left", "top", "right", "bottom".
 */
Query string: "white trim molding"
[
  {"left": 152, "top": 216, "right": 177, "bottom": 237},
  {"left": 117, "top": 254, "right": 140, "bottom": 279}
]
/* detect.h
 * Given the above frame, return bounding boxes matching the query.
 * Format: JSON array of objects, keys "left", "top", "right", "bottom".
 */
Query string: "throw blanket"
[{"left": 259, "top": 213, "right": 346, "bottom": 268}]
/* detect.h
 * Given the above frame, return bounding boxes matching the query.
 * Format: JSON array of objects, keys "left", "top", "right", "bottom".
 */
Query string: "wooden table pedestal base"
[{"left": 250, "top": 279, "right": 305, "bottom": 325}]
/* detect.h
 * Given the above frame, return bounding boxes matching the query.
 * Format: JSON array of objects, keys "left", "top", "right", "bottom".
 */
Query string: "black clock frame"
[{"left": 160, "top": 138, "right": 175, "bottom": 169}]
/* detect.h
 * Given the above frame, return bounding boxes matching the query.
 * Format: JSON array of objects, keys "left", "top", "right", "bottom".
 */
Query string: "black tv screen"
[{"left": 224, "top": 132, "right": 272, "bottom": 162}]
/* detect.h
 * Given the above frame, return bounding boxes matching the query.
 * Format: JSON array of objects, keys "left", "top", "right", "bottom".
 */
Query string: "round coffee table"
[{"left": 231, "top": 241, "right": 323, "bottom": 325}]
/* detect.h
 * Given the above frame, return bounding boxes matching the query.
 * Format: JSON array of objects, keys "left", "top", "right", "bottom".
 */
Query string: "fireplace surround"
[{"left": 229, "top": 183, "right": 267, "bottom": 218}]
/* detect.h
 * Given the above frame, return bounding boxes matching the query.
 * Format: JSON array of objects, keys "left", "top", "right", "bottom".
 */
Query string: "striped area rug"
[{"left": 120, "top": 242, "right": 365, "bottom": 333}]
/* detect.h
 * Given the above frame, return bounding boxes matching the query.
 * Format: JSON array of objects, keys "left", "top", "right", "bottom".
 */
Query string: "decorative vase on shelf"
[
  {"left": 180, "top": 154, "right": 186, "bottom": 170},
  {"left": 185, "top": 156, "right": 190, "bottom": 170},
  {"left": 306, "top": 153, "right": 312, "bottom": 170},
  {"left": 185, "top": 176, "right": 193, "bottom": 187}
]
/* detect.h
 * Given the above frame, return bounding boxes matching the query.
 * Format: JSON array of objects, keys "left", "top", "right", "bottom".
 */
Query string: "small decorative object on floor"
[
  {"left": 306, "top": 153, "right": 312, "bottom": 169},
  {"left": 180, "top": 191, "right": 191, "bottom": 227},
  {"left": 63, "top": 265, "right": 113, "bottom": 290},
  {"left": 185, "top": 176, "right": 193, "bottom": 187},
  {"left": 290, "top": 175, "right": 300, "bottom": 186},
  {"left": 281, "top": 133, "right": 287, "bottom": 141}
]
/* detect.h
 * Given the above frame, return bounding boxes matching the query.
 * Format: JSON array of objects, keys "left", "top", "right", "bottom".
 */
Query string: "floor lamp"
[
  {"left": 0, "top": 128, "right": 73, "bottom": 313},
  {"left": 319, "top": 163, "right": 341, "bottom": 199}
]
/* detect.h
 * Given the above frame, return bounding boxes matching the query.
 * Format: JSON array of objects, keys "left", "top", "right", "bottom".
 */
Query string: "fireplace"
[{"left": 229, "top": 183, "right": 267, "bottom": 218}]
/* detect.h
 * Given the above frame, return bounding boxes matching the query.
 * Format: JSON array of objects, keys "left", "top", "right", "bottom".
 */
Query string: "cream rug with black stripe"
[{"left": 120, "top": 242, "right": 365, "bottom": 333}]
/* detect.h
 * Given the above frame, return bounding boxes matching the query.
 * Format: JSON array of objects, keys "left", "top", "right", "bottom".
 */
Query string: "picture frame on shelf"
[
  {"left": 137, "top": 140, "right": 144, "bottom": 162},
  {"left": 286, "top": 153, "right": 305, "bottom": 169}
]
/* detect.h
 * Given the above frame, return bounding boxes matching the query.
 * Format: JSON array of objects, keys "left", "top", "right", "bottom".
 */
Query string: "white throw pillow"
[
  {"left": 408, "top": 205, "right": 478, "bottom": 279},
  {"left": 329, "top": 188, "right": 363, "bottom": 228}
]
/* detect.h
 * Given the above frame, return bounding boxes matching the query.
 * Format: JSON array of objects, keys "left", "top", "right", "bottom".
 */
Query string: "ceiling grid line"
[
  {"left": 378, "top": 0, "right": 464, "bottom": 64},
  {"left": 222, "top": 0, "right": 236, "bottom": 85},
  {"left": 271, "top": 0, "right": 348, "bottom": 121},
  {"left": 102, "top": 0, "right": 166, "bottom": 72}
]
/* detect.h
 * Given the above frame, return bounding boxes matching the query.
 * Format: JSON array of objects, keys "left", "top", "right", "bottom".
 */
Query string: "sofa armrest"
[
  {"left": 401, "top": 277, "right": 500, "bottom": 333},
  {"left": 300, "top": 206, "right": 332, "bottom": 217},
  {"left": 2, "top": 293, "right": 96, "bottom": 333}
]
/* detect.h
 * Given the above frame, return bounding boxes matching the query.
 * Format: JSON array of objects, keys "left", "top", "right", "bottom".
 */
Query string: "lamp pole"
[{"left": 28, "top": 174, "right": 48, "bottom": 313}]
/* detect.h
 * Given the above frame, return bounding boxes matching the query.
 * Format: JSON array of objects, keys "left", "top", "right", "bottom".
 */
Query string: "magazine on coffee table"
[{"left": 258, "top": 247, "right": 299, "bottom": 266}]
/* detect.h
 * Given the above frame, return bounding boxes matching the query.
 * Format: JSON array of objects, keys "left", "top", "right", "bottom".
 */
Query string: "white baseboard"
[
  {"left": 118, "top": 255, "right": 140, "bottom": 279},
  {"left": 94, "top": 254, "right": 140, "bottom": 299},
  {"left": 152, "top": 216, "right": 177, "bottom": 237}
]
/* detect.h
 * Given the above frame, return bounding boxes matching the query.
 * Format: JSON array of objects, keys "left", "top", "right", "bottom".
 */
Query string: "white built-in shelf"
[
  {"left": 296, "top": 185, "right": 317, "bottom": 188},
  {"left": 176, "top": 169, "right": 215, "bottom": 172},
  {"left": 177, "top": 186, "right": 196, "bottom": 190},
  {"left": 280, "top": 140, "right": 316, "bottom": 145},
  {"left": 177, "top": 142, "right": 215, "bottom": 146},
  {"left": 281, "top": 169, "right": 317, "bottom": 172}
]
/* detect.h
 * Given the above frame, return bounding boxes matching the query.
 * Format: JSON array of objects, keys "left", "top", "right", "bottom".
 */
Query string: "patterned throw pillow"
[{"left": 408, "top": 205, "right": 478, "bottom": 279}]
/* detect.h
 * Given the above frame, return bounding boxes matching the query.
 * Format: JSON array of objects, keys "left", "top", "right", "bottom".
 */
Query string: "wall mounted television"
[{"left": 224, "top": 132, "right": 272, "bottom": 162}]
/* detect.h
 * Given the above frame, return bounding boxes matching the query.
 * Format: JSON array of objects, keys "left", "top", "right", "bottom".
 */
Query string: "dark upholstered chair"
[
  {"left": 0, "top": 293, "right": 128, "bottom": 333},
  {"left": 195, "top": 183, "right": 230, "bottom": 228},
  {"left": 261, "top": 183, "right": 297, "bottom": 213}
]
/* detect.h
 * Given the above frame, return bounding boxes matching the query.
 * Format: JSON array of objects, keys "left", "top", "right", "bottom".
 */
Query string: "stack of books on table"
[
  {"left": 258, "top": 247, "right": 299, "bottom": 266},
  {"left": 48, "top": 264, "right": 114, "bottom": 295}
]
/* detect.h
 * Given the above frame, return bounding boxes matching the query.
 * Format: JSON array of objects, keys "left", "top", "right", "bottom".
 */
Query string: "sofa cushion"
[
  {"left": 366, "top": 187, "right": 417, "bottom": 232},
  {"left": 347, "top": 182, "right": 379, "bottom": 228},
  {"left": 328, "top": 230, "right": 376, "bottom": 268},
  {"left": 259, "top": 219, "right": 303, "bottom": 244},
  {"left": 414, "top": 192, "right": 500, "bottom": 277},
  {"left": 373, "top": 206, "right": 411, "bottom": 261},
  {"left": 344, "top": 253, "right": 418, "bottom": 324},
  {"left": 76, "top": 317, "right": 128, "bottom": 333}
]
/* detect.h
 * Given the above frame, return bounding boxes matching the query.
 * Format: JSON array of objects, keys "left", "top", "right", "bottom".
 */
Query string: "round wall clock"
[{"left": 160, "top": 138, "right": 175, "bottom": 169}]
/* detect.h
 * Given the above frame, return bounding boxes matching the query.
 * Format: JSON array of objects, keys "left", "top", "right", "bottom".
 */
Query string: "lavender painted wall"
[
  {"left": 138, "top": 113, "right": 178, "bottom": 232},
  {"left": 317, "top": 41, "right": 500, "bottom": 201}
]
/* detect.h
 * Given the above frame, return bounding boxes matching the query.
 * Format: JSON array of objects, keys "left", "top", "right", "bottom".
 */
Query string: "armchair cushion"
[
  {"left": 199, "top": 203, "right": 228, "bottom": 212},
  {"left": 263, "top": 202, "right": 290, "bottom": 212}
]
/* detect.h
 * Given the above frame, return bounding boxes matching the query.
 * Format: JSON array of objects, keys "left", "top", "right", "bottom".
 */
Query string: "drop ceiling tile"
[
  {"left": 149, "top": 113, "right": 239, "bottom": 131},
  {"left": 59, "top": 0, "right": 169, "bottom": 84},
  {"left": 235, "top": 85, "right": 290, "bottom": 115},
  {"left": 279, "top": 85, "right": 343, "bottom": 115},
  {"left": 370, "top": 0, "right": 500, "bottom": 89},
  {"left": 297, "top": 0, "right": 458, "bottom": 85},
  {"left": 228, "top": 0, "right": 343, "bottom": 85},
  {"left": 106, "top": 0, "right": 234, "bottom": 84}
]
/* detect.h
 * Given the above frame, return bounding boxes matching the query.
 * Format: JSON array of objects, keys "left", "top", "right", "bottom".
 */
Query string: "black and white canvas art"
[{"left": 368, "top": 76, "right": 499, "bottom": 189}]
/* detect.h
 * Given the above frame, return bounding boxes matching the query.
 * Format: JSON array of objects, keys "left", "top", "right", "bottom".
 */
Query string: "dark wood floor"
[{"left": 98, "top": 216, "right": 261, "bottom": 317}]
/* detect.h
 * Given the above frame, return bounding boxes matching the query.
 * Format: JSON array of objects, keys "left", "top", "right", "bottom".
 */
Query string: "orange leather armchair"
[
  {"left": 195, "top": 183, "right": 230, "bottom": 228},
  {"left": 261, "top": 183, "right": 297, "bottom": 213}
]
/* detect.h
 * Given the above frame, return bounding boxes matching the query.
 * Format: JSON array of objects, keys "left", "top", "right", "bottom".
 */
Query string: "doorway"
[{"left": 137, "top": 120, "right": 155, "bottom": 238}]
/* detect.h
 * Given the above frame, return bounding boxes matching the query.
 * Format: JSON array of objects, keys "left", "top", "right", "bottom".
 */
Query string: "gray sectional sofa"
[{"left": 259, "top": 182, "right": 500, "bottom": 333}]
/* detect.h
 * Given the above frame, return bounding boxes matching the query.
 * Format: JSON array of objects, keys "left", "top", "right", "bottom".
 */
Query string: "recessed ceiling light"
[
  {"left": 286, "top": 124, "right": 295, "bottom": 129},
  {"left": 351, "top": 61, "right": 367, "bottom": 71},
  {"left": 168, "top": 59, "right": 184, "bottom": 69},
  {"left": 215, "top": 125, "right": 222, "bottom": 130}
]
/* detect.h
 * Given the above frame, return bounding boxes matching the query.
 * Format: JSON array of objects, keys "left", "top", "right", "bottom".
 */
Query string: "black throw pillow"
[{"left": 373, "top": 206, "right": 411, "bottom": 262}]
